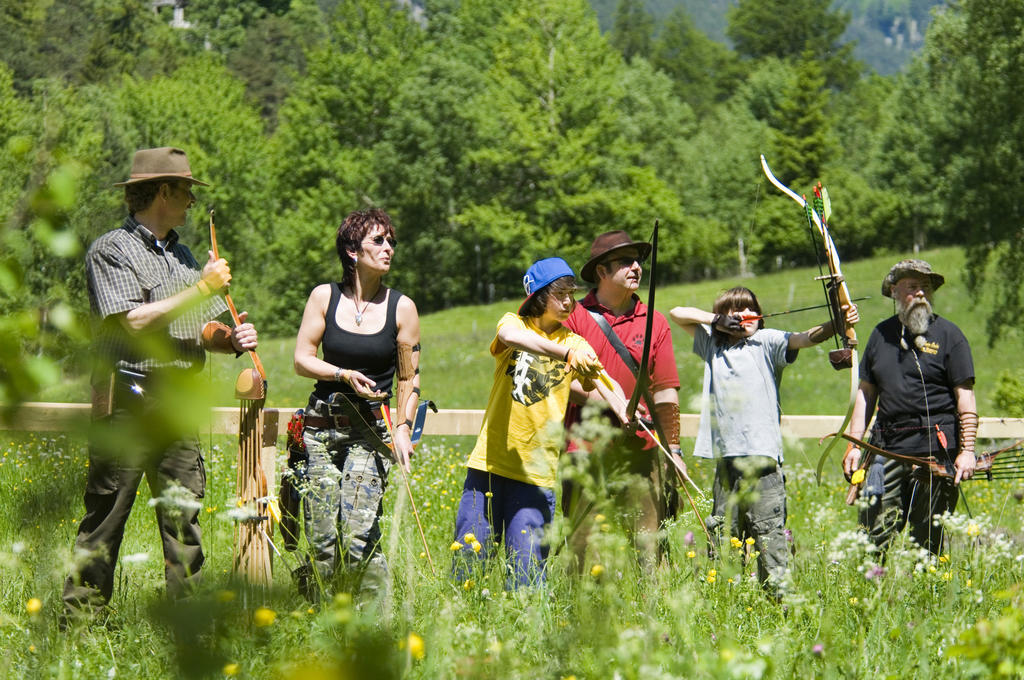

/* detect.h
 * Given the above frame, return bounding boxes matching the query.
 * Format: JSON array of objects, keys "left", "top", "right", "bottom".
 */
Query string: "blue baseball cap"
[{"left": 519, "top": 257, "right": 575, "bottom": 314}]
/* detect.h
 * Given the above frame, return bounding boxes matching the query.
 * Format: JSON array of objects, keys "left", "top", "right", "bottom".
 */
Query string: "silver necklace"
[{"left": 354, "top": 297, "right": 371, "bottom": 325}]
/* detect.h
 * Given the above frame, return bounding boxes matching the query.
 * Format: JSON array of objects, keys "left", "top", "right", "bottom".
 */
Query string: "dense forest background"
[{"left": 1, "top": 0, "right": 1023, "bottom": 402}]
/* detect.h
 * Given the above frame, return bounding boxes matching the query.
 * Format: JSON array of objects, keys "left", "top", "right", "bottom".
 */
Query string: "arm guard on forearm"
[
  {"left": 652, "top": 401, "right": 681, "bottom": 449},
  {"left": 807, "top": 320, "right": 837, "bottom": 345},
  {"left": 958, "top": 410, "right": 978, "bottom": 454},
  {"left": 394, "top": 341, "right": 418, "bottom": 427}
]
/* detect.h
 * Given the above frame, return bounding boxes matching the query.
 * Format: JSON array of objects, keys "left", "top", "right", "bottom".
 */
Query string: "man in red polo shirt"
[{"left": 563, "top": 230, "right": 682, "bottom": 570}]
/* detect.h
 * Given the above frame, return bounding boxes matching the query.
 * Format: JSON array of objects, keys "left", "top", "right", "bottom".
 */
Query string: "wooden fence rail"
[{"left": 4, "top": 402, "right": 1024, "bottom": 441}]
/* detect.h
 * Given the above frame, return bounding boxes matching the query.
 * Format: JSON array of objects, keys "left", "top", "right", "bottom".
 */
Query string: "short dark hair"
[
  {"left": 336, "top": 208, "right": 396, "bottom": 288},
  {"left": 711, "top": 286, "right": 764, "bottom": 343},
  {"left": 520, "top": 275, "right": 577, "bottom": 318},
  {"left": 124, "top": 181, "right": 164, "bottom": 214}
]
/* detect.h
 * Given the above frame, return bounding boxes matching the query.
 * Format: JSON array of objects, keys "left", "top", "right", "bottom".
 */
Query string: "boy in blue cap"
[{"left": 453, "top": 258, "right": 627, "bottom": 587}]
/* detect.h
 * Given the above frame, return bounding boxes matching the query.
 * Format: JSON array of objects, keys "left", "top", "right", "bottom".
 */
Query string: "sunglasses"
[
  {"left": 364, "top": 234, "right": 397, "bottom": 248},
  {"left": 605, "top": 255, "right": 642, "bottom": 269}
]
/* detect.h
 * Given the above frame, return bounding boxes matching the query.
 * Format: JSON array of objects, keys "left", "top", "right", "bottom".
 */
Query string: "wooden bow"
[
  {"left": 209, "top": 210, "right": 273, "bottom": 587},
  {"left": 825, "top": 432, "right": 1024, "bottom": 482},
  {"left": 209, "top": 210, "right": 265, "bottom": 396},
  {"left": 760, "top": 156, "right": 859, "bottom": 483}
]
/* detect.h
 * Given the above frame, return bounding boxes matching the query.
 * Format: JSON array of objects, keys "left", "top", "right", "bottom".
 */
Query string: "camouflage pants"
[
  {"left": 706, "top": 457, "right": 788, "bottom": 595},
  {"left": 293, "top": 398, "right": 392, "bottom": 603},
  {"left": 858, "top": 456, "right": 958, "bottom": 555}
]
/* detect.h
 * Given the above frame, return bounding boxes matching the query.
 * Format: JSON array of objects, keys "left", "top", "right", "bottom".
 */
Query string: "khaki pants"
[
  {"left": 63, "top": 408, "right": 205, "bottom": 616},
  {"left": 706, "top": 457, "right": 788, "bottom": 595}
]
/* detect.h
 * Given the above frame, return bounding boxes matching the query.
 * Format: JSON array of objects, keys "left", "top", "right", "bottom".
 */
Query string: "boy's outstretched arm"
[{"left": 788, "top": 304, "right": 859, "bottom": 349}]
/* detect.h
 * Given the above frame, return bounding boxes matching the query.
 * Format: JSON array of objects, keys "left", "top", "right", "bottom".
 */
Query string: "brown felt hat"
[
  {"left": 881, "top": 259, "right": 945, "bottom": 298},
  {"left": 113, "top": 147, "right": 209, "bottom": 187},
  {"left": 580, "top": 230, "right": 651, "bottom": 283}
]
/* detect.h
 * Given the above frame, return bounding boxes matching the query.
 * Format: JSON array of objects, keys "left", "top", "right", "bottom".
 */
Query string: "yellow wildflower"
[
  {"left": 594, "top": 514, "right": 606, "bottom": 523},
  {"left": 223, "top": 662, "right": 240, "bottom": 676},
  {"left": 730, "top": 537, "right": 742, "bottom": 549},
  {"left": 686, "top": 550, "right": 696, "bottom": 559},
  {"left": 463, "top": 532, "right": 476, "bottom": 543},
  {"left": 25, "top": 598, "right": 42, "bottom": 615},
  {"left": 463, "top": 579, "right": 474, "bottom": 591},
  {"left": 848, "top": 597, "right": 858, "bottom": 606},
  {"left": 450, "top": 541, "right": 463, "bottom": 551},
  {"left": 851, "top": 468, "right": 866, "bottom": 485},
  {"left": 471, "top": 541, "right": 483, "bottom": 554},
  {"left": 967, "top": 522, "right": 981, "bottom": 538},
  {"left": 745, "top": 537, "right": 755, "bottom": 546},
  {"left": 407, "top": 632, "right": 426, "bottom": 661},
  {"left": 939, "top": 554, "right": 950, "bottom": 564},
  {"left": 253, "top": 607, "right": 276, "bottom": 627},
  {"left": 590, "top": 564, "right": 605, "bottom": 578}
]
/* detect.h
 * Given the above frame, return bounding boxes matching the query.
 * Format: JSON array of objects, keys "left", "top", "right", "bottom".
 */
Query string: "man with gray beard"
[{"left": 842, "top": 260, "right": 977, "bottom": 555}]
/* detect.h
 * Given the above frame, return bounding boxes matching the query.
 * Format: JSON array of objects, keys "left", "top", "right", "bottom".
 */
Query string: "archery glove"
[
  {"left": 566, "top": 347, "right": 603, "bottom": 379},
  {"left": 712, "top": 313, "right": 745, "bottom": 335}
]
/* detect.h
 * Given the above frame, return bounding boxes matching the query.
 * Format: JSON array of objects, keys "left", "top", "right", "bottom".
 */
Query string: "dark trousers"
[
  {"left": 859, "top": 456, "right": 958, "bottom": 555},
  {"left": 63, "top": 407, "right": 206, "bottom": 615}
]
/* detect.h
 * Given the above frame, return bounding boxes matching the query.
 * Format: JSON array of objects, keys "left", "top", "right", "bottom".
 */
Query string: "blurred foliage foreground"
[{"left": 2, "top": 415, "right": 1024, "bottom": 678}]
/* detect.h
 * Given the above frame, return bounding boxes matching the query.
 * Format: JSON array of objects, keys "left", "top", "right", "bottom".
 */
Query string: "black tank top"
[{"left": 313, "top": 283, "right": 401, "bottom": 400}]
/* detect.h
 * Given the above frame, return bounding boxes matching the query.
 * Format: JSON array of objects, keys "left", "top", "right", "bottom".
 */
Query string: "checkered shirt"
[{"left": 86, "top": 215, "right": 228, "bottom": 373}]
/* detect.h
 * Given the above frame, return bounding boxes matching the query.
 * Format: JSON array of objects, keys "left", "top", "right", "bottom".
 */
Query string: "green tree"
[
  {"left": 918, "top": 0, "right": 1024, "bottom": 344},
  {"left": 650, "top": 6, "right": 744, "bottom": 117},
  {"left": 260, "top": 0, "right": 425, "bottom": 331},
  {"left": 454, "top": 0, "right": 685, "bottom": 301},
  {"left": 766, "top": 51, "right": 834, "bottom": 189},
  {"left": 608, "top": 0, "right": 654, "bottom": 62},
  {"left": 726, "top": 0, "right": 862, "bottom": 90},
  {"left": 0, "top": 0, "right": 190, "bottom": 89},
  {"left": 874, "top": 0, "right": 1024, "bottom": 344}
]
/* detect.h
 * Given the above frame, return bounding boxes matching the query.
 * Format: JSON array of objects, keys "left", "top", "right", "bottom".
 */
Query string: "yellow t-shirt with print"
[{"left": 467, "top": 312, "right": 596, "bottom": 489}]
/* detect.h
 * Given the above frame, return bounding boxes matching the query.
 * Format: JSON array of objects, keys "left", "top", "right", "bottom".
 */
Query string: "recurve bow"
[{"left": 760, "top": 156, "right": 859, "bottom": 483}]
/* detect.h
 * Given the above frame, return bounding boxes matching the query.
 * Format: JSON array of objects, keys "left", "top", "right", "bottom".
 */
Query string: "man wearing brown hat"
[
  {"left": 841, "top": 259, "right": 976, "bottom": 555},
  {"left": 562, "top": 230, "right": 681, "bottom": 569},
  {"left": 62, "top": 147, "right": 258, "bottom": 621}
]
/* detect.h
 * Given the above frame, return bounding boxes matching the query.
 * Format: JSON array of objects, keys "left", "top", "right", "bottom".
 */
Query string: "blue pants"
[{"left": 453, "top": 469, "right": 556, "bottom": 588}]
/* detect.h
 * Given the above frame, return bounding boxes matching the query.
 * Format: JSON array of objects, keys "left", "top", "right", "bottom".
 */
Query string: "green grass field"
[
  {"left": 39, "top": 246, "right": 1020, "bottom": 416},
  {"left": 6, "top": 246, "right": 1024, "bottom": 678}
]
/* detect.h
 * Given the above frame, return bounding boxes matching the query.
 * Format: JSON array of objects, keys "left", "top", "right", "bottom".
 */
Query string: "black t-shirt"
[
  {"left": 860, "top": 314, "right": 974, "bottom": 456},
  {"left": 312, "top": 283, "right": 401, "bottom": 401}
]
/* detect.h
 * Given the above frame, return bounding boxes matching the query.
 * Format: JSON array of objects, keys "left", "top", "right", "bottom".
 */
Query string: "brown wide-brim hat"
[
  {"left": 881, "top": 258, "right": 945, "bottom": 298},
  {"left": 113, "top": 147, "right": 210, "bottom": 187},
  {"left": 580, "top": 230, "right": 652, "bottom": 283}
]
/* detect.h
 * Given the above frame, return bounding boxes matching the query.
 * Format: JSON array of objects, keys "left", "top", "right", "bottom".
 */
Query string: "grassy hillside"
[
  {"left": 37, "top": 246, "right": 1017, "bottom": 416},
  {"left": 201, "top": 246, "right": 1016, "bottom": 417}
]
